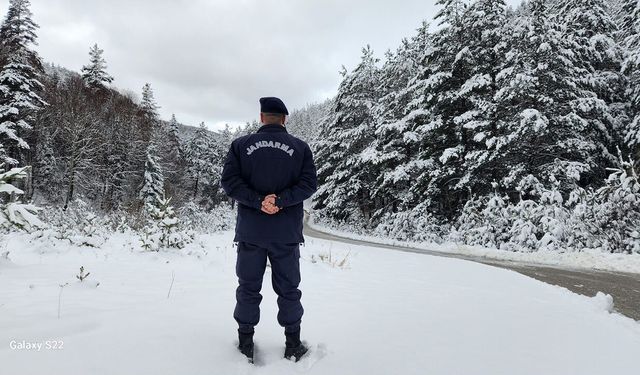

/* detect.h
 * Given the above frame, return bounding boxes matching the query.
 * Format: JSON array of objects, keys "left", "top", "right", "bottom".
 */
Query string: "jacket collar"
[{"left": 257, "top": 123, "right": 288, "bottom": 133}]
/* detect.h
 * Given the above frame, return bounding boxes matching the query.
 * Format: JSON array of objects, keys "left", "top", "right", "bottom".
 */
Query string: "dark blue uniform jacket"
[{"left": 221, "top": 124, "right": 318, "bottom": 244}]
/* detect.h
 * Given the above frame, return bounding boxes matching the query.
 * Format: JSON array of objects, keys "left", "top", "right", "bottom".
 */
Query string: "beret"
[{"left": 259, "top": 97, "right": 289, "bottom": 115}]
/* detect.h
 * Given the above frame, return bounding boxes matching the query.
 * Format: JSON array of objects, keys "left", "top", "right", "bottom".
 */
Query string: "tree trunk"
[
  {"left": 193, "top": 176, "right": 199, "bottom": 198},
  {"left": 64, "top": 162, "right": 76, "bottom": 210}
]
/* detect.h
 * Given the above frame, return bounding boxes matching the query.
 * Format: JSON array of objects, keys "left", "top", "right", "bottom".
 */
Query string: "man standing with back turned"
[{"left": 221, "top": 97, "right": 317, "bottom": 364}]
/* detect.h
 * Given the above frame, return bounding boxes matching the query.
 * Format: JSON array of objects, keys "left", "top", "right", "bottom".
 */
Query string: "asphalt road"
[{"left": 303, "top": 222, "right": 640, "bottom": 321}]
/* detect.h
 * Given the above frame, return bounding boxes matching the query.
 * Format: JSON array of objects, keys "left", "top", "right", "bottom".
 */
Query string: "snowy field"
[{"left": 1, "top": 231, "right": 640, "bottom": 375}]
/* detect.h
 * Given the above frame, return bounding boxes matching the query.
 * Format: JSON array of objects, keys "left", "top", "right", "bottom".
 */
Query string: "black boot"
[
  {"left": 237, "top": 330, "right": 254, "bottom": 364},
  {"left": 284, "top": 329, "right": 309, "bottom": 362}
]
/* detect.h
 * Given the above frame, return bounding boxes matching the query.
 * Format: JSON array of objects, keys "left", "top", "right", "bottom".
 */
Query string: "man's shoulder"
[
  {"left": 285, "top": 133, "right": 311, "bottom": 150},
  {"left": 231, "top": 134, "right": 253, "bottom": 148}
]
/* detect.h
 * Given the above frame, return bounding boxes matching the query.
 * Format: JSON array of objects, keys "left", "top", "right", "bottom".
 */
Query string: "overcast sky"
[{"left": 3, "top": 0, "right": 521, "bottom": 130}]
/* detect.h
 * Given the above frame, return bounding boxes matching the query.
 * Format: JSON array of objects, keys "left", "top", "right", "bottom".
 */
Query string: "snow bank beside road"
[
  {"left": 1, "top": 231, "right": 640, "bottom": 375},
  {"left": 308, "top": 220, "right": 640, "bottom": 274}
]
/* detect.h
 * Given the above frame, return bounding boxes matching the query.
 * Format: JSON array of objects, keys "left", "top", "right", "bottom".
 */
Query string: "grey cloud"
[{"left": 6, "top": 0, "right": 521, "bottom": 129}]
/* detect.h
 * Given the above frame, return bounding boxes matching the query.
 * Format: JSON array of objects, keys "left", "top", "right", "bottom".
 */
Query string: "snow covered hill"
[{"left": 1, "top": 231, "right": 639, "bottom": 375}]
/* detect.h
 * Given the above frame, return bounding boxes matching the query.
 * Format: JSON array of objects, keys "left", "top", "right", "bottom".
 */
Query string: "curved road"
[{"left": 303, "top": 221, "right": 640, "bottom": 321}]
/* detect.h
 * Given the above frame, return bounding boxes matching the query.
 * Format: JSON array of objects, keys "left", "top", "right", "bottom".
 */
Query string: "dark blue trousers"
[{"left": 234, "top": 242, "right": 303, "bottom": 334}]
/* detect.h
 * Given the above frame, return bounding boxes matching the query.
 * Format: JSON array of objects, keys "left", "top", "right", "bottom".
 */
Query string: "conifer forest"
[
  {"left": 1, "top": 0, "right": 640, "bottom": 255},
  {"left": 3, "top": 2, "right": 640, "bottom": 374}
]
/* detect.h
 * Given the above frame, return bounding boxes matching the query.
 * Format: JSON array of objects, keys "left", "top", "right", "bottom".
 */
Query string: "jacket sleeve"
[
  {"left": 275, "top": 144, "right": 318, "bottom": 208},
  {"left": 220, "top": 141, "right": 263, "bottom": 210}
]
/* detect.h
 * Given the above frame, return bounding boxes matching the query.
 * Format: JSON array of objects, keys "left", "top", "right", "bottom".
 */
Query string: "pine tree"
[
  {"left": 81, "top": 43, "right": 113, "bottom": 89},
  {"left": 617, "top": 0, "right": 639, "bottom": 41},
  {"left": 313, "top": 46, "right": 380, "bottom": 223},
  {"left": 515, "top": 0, "right": 619, "bottom": 188},
  {"left": 141, "top": 83, "right": 159, "bottom": 115},
  {"left": 159, "top": 114, "right": 185, "bottom": 201},
  {"left": 33, "top": 129, "right": 56, "bottom": 197},
  {"left": 0, "top": 0, "right": 39, "bottom": 62},
  {"left": 435, "top": 0, "right": 468, "bottom": 28},
  {"left": 97, "top": 89, "right": 146, "bottom": 210},
  {"left": 555, "top": 0, "right": 623, "bottom": 179},
  {"left": 185, "top": 122, "right": 222, "bottom": 202},
  {"left": 219, "top": 123, "right": 233, "bottom": 146},
  {"left": 166, "top": 114, "right": 183, "bottom": 168},
  {"left": 454, "top": 0, "right": 508, "bottom": 195},
  {"left": 591, "top": 155, "right": 640, "bottom": 253},
  {"left": 558, "top": 0, "right": 625, "bottom": 104},
  {"left": 0, "top": 0, "right": 45, "bottom": 166},
  {"left": 394, "top": 0, "right": 470, "bottom": 219},
  {"left": 138, "top": 82, "right": 160, "bottom": 145},
  {"left": 285, "top": 101, "right": 331, "bottom": 142},
  {"left": 565, "top": 153, "right": 640, "bottom": 254},
  {"left": 141, "top": 83, "right": 160, "bottom": 121},
  {"left": 622, "top": 1, "right": 640, "bottom": 159},
  {"left": 140, "top": 196, "right": 192, "bottom": 251},
  {"left": 492, "top": 0, "right": 591, "bottom": 190},
  {"left": 370, "top": 22, "right": 431, "bottom": 222},
  {"left": 168, "top": 114, "right": 180, "bottom": 151},
  {"left": 139, "top": 144, "right": 165, "bottom": 210}
]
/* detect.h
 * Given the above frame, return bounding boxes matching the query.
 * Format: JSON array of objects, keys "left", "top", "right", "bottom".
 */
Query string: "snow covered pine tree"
[
  {"left": 81, "top": 43, "right": 114, "bottom": 89},
  {"left": 0, "top": 0, "right": 46, "bottom": 166}
]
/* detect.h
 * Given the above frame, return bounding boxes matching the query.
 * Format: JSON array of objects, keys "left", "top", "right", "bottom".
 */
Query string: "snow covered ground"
[
  {"left": 1, "top": 230, "right": 640, "bottom": 375},
  {"left": 307, "top": 219, "right": 640, "bottom": 274}
]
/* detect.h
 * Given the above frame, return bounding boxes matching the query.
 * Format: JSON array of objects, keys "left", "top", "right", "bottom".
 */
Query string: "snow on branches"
[{"left": 0, "top": 165, "right": 43, "bottom": 231}]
